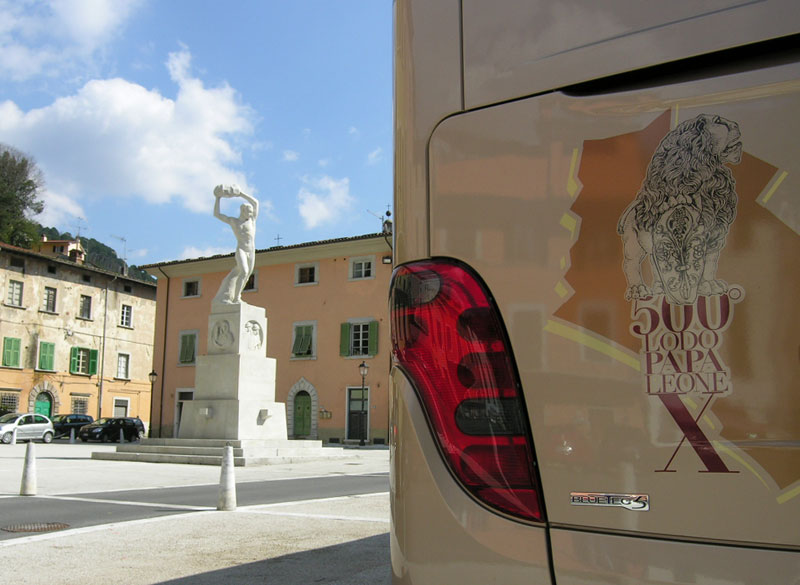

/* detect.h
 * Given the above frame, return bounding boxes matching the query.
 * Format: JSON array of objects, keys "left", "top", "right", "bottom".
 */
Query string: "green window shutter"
[
  {"left": 291, "top": 328, "right": 304, "bottom": 355},
  {"left": 2, "top": 338, "right": 11, "bottom": 366},
  {"left": 180, "top": 334, "right": 195, "bottom": 363},
  {"left": 292, "top": 325, "right": 313, "bottom": 356},
  {"left": 39, "top": 342, "right": 55, "bottom": 370},
  {"left": 70, "top": 347, "right": 79, "bottom": 374},
  {"left": 368, "top": 321, "right": 378, "bottom": 356},
  {"left": 3, "top": 338, "right": 20, "bottom": 367},
  {"left": 339, "top": 323, "right": 351, "bottom": 356},
  {"left": 11, "top": 338, "right": 20, "bottom": 367},
  {"left": 88, "top": 349, "right": 99, "bottom": 375}
]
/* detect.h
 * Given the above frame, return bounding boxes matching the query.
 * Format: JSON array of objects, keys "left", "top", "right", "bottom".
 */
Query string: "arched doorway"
[
  {"left": 287, "top": 378, "right": 318, "bottom": 439},
  {"left": 29, "top": 381, "right": 60, "bottom": 418},
  {"left": 34, "top": 392, "right": 53, "bottom": 417},
  {"left": 293, "top": 391, "right": 311, "bottom": 437}
]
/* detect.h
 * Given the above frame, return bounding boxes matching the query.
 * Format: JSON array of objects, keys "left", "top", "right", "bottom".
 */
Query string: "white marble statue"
[{"left": 212, "top": 184, "right": 259, "bottom": 305}]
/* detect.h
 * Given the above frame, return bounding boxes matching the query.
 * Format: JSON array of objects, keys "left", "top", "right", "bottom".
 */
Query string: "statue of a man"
[{"left": 212, "top": 184, "right": 259, "bottom": 305}]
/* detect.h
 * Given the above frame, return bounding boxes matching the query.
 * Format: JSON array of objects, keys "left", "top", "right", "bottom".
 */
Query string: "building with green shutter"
[
  {"left": 142, "top": 232, "right": 392, "bottom": 444},
  {"left": 0, "top": 241, "right": 156, "bottom": 424}
]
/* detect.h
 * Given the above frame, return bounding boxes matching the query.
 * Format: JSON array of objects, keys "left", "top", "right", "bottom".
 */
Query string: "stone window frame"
[
  {"left": 116, "top": 352, "right": 131, "bottom": 380},
  {"left": 6, "top": 280, "right": 23, "bottom": 308},
  {"left": 294, "top": 262, "right": 319, "bottom": 286},
  {"left": 178, "top": 330, "right": 198, "bottom": 366},
  {"left": 182, "top": 279, "right": 201, "bottom": 298},
  {"left": 41, "top": 286, "right": 58, "bottom": 313},
  {"left": 120, "top": 303, "right": 133, "bottom": 328},
  {"left": 78, "top": 294, "right": 93, "bottom": 320},
  {"left": 349, "top": 255, "right": 376, "bottom": 281},
  {"left": 290, "top": 320, "right": 317, "bottom": 360}
]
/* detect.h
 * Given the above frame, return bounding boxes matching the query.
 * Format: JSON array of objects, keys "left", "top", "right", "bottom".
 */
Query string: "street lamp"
[
  {"left": 358, "top": 361, "right": 369, "bottom": 446},
  {"left": 148, "top": 370, "right": 158, "bottom": 438}
]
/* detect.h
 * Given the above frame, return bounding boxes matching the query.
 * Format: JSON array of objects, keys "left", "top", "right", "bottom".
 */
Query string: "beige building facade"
[
  {"left": 0, "top": 241, "right": 156, "bottom": 424},
  {"left": 145, "top": 233, "right": 392, "bottom": 444}
]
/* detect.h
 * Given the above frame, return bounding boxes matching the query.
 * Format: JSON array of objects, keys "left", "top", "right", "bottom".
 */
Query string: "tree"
[{"left": 0, "top": 144, "right": 45, "bottom": 248}]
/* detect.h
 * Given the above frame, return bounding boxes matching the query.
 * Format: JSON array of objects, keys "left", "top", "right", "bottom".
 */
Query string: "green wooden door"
[
  {"left": 294, "top": 392, "right": 311, "bottom": 436},
  {"left": 34, "top": 393, "right": 52, "bottom": 417}
]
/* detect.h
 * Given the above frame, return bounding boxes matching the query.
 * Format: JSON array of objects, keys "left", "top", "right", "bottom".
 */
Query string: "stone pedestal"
[{"left": 178, "top": 302, "right": 287, "bottom": 440}]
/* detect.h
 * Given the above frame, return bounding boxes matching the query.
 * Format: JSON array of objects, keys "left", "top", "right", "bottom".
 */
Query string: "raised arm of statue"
[
  {"left": 213, "top": 190, "right": 234, "bottom": 225},
  {"left": 239, "top": 189, "right": 259, "bottom": 220},
  {"left": 212, "top": 184, "right": 260, "bottom": 306}
]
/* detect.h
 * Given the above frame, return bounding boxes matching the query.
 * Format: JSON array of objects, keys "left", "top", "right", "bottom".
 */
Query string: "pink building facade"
[{"left": 144, "top": 233, "right": 392, "bottom": 444}]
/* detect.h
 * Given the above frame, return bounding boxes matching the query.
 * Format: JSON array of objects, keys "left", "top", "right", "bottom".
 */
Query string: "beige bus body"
[{"left": 391, "top": 1, "right": 800, "bottom": 583}]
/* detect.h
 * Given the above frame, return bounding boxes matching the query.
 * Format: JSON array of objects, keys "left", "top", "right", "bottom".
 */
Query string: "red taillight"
[{"left": 390, "top": 259, "right": 544, "bottom": 522}]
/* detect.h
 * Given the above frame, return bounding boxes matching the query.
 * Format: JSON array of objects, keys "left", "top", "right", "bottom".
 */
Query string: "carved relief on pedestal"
[
  {"left": 244, "top": 320, "right": 263, "bottom": 350},
  {"left": 211, "top": 319, "right": 235, "bottom": 351}
]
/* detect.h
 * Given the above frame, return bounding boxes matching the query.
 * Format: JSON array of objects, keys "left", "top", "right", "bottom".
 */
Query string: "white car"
[{"left": 0, "top": 413, "right": 55, "bottom": 444}]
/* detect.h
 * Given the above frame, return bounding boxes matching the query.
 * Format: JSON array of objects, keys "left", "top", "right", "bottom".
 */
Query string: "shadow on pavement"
[{"left": 155, "top": 533, "right": 390, "bottom": 585}]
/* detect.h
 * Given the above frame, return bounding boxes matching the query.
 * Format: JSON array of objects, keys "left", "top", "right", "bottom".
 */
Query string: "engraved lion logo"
[{"left": 617, "top": 114, "right": 742, "bottom": 305}]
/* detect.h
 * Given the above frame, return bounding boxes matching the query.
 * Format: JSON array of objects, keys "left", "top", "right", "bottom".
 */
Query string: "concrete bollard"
[
  {"left": 119, "top": 428, "right": 125, "bottom": 443},
  {"left": 69, "top": 428, "right": 76, "bottom": 444},
  {"left": 20, "top": 440, "right": 37, "bottom": 496},
  {"left": 217, "top": 444, "right": 237, "bottom": 511},
  {"left": 11, "top": 428, "right": 17, "bottom": 445}
]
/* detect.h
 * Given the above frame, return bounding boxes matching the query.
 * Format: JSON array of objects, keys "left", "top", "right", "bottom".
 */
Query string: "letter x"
[{"left": 657, "top": 394, "right": 735, "bottom": 473}]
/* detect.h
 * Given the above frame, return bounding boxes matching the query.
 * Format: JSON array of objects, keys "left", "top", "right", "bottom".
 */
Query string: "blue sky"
[{"left": 0, "top": 0, "right": 393, "bottom": 265}]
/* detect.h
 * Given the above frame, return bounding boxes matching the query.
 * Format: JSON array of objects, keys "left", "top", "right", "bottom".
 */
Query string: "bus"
[{"left": 389, "top": 1, "right": 800, "bottom": 583}]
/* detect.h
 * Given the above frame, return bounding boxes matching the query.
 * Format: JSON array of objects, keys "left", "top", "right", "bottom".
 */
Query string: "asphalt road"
[
  {"left": 0, "top": 473, "right": 389, "bottom": 541},
  {"left": 0, "top": 442, "right": 391, "bottom": 584}
]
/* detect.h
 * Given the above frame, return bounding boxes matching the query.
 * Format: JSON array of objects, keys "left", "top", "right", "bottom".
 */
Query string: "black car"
[
  {"left": 52, "top": 414, "right": 94, "bottom": 439},
  {"left": 79, "top": 417, "right": 145, "bottom": 442}
]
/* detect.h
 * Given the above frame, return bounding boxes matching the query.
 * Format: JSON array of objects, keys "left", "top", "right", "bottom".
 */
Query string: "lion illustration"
[{"left": 617, "top": 114, "right": 742, "bottom": 305}]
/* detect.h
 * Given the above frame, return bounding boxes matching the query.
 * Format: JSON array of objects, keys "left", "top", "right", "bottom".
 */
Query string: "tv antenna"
[
  {"left": 72, "top": 217, "right": 87, "bottom": 240},
  {"left": 110, "top": 235, "right": 128, "bottom": 263},
  {"left": 367, "top": 206, "right": 392, "bottom": 230}
]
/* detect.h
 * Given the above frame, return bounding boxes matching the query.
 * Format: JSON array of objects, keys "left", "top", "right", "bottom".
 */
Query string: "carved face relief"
[
  {"left": 244, "top": 320, "right": 263, "bottom": 350},
  {"left": 652, "top": 205, "right": 707, "bottom": 305},
  {"left": 211, "top": 319, "right": 235, "bottom": 349}
]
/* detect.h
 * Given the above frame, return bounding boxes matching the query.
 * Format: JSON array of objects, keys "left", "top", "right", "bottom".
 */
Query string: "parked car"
[
  {"left": 51, "top": 414, "right": 94, "bottom": 439},
  {"left": 0, "top": 413, "right": 55, "bottom": 444},
  {"left": 79, "top": 417, "right": 145, "bottom": 442}
]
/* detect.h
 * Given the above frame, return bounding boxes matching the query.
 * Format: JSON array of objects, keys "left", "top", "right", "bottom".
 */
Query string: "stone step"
[
  {"left": 138, "top": 438, "right": 325, "bottom": 449},
  {"left": 115, "top": 444, "right": 247, "bottom": 457},
  {"left": 91, "top": 437, "right": 354, "bottom": 466},
  {"left": 91, "top": 450, "right": 353, "bottom": 466},
  {"left": 92, "top": 451, "right": 241, "bottom": 466}
]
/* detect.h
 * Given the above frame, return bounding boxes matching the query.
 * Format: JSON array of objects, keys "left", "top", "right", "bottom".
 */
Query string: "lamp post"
[
  {"left": 148, "top": 370, "right": 158, "bottom": 438},
  {"left": 358, "top": 360, "right": 369, "bottom": 446}
]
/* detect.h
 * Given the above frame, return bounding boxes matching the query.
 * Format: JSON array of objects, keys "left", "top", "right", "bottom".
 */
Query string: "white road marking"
[
  {"left": 36, "top": 494, "right": 213, "bottom": 511},
  {"left": 0, "top": 491, "right": 390, "bottom": 548}
]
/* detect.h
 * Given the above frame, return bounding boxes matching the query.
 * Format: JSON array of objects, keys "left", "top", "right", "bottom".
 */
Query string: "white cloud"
[
  {"left": 282, "top": 150, "right": 299, "bottom": 162},
  {"left": 0, "top": 47, "right": 256, "bottom": 216},
  {"left": 35, "top": 188, "right": 86, "bottom": 228},
  {"left": 0, "top": 0, "right": 143, "bottom": 81},
  {"left": 297, "top": 175, "right": 354, "bottom": 229},
  {"left": 129, "top": 248, "right": 149, "bottom": 259},
  {"left": 180, "top": 245, "right": 230, "bottom": 260},
  {"left": 367, "top": 147, "right": 383, "bottom": 165},
  {"left": 259, "top": 199, "right": 278, "bottom": 223},
  {"left": 318, "top": 158, "right": 330, "bottom": 168}
]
